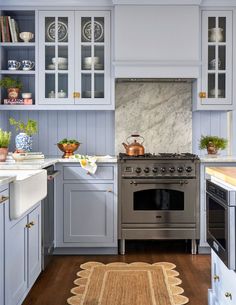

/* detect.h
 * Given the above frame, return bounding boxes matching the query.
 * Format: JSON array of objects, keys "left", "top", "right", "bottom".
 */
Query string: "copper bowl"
[{"left": 57, "top": 143, "right": 80, "bottom": 158}]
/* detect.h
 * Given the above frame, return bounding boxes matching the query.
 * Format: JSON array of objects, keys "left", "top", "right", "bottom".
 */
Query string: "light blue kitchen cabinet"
[
  {"left": 64, "top": 183, "right": 114, "bottom": 244},
  {"left": 55, "top": 163, "right": 117, "bottom": 254},
  {"left": 5, "top": 203, "right": 41, "bottom": 305},
  {"left": 0, "top": 186, "right": 9, "bottom": 305}
]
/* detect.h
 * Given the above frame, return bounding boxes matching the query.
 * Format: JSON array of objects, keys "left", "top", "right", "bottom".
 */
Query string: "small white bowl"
[
  {"left": 12, "top": 152, "right": 28, "bottom": 162},
  {"left": 84, "top": 57, "right": 99, "bottom": 65},
  {"left": 52, "top": 57, "right": 68, "bottom": 65},
  {"left": 22, "top": 92, "right": 32, "bottom": 99}
]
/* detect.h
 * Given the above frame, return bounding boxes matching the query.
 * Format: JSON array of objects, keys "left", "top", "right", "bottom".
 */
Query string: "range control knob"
[
  {"left": 136, "top": 167, "right": 142, "bottom": 174},
  {"left": 169, "top": 167, "right": 175, "bottom": 173},
  {"left": 177, "top": 167, "right": 184, "bottom": 173},
  {"left": 144, "top": 167, "right": 150, "bottom": 173},
  {"left": 152, "top": 167, "right": 158, "bottom": 174},
  {"left": 186, "top": 166, "right": 193, "bottom": 173},
  {"left": 160, "top": 167, "right": 166, "bottom": 173}
]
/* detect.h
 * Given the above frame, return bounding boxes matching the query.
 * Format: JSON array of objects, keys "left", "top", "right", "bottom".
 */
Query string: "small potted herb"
[
  {"left": 0, "top": 129, "right": 11, "bottom": 162},
  {"left": 9, "top": 117, "right": 38, "bottom": 152},
  {"left": 0, "top": 76, "right": 23, "bottom": 99},
  {"left": 199, "top": 135, "right": 227, "bottom": 155}
]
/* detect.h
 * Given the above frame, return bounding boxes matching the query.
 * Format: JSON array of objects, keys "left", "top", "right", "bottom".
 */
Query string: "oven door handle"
[{"left": 130, "top": 180, "right": 189, "bottom": 185}]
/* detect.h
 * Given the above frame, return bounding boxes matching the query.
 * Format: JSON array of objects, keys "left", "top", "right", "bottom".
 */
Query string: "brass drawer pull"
[
  {"left": 73, "top": 92, "right": 80, "bottom": 98},
  {"left": 213, "top": 275, "right": 220, "bottom": 281},
  {"left": 107, "top": 189, "right": 112, "bottom": 193},
  {"left": 0, "top": 196, "right": 9, "bottom": 204},
  {"left": 225, "top": 292, "right": 232, "bottom": 300},
  {"left": 29, "top": 221, "right": 35, "bottom": 226},
  {"left": 25, "top": 221, "right": 35, "bottom": 229},
  {"left": 199, "top": 92, "right": 207, "bottom": 98}
]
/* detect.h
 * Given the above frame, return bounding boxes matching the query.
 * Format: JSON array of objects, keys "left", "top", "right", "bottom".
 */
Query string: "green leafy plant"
[
  {"left": 199, "top": 135, "right": 228, "bottom": 150},
  {"left": 58, "top": 138, "right": 80, "bottom": 145},
  {"left": 0, "top": 76, "right": 23, "bottom": 89},
  {"left": 9, "top": 117, "right": 38, "bottom": 136},
  {"left": 0, "top": 129, "right": 11, "bottom": 148}
]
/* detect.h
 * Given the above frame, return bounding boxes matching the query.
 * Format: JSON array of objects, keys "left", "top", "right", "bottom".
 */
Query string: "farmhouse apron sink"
[{"left": 0, "top": 169, "right": 47, "bottom": 219}]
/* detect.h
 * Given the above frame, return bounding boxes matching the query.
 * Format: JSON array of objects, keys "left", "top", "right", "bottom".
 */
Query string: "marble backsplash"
[{"left": 115, "top": 82, "right": 192, "bottom": 154}]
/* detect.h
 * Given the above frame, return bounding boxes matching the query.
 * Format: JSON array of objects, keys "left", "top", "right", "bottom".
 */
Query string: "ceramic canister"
[{"left": 15, "top": 133, "right": 33, "bottom": 152}]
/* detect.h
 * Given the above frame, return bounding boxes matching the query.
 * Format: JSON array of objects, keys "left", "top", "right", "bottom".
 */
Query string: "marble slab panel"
[{"left": 115, "top": 82, "right": 192, "bottom": 154}]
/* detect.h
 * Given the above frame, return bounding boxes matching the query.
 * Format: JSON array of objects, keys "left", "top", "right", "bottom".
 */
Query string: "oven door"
[
  {"left": 206, "top": 191, "right": 236, "bottom": 270},
  {"left": 121, "top": 178, "right": 197, "bottom": 224}
]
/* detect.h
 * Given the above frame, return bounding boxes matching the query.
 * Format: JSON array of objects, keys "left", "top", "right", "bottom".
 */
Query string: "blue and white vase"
[{"left": 15, "top": 133, "right": 33, "bottom": 152}]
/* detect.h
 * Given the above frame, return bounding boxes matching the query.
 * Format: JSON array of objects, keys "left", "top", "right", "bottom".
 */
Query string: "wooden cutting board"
[{"left": 206, "top": 167, "right": 236, "bottom": 187}]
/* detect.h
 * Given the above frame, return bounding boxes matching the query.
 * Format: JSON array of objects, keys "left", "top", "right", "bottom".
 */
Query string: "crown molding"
[
  {"left": 201, "top": 0, "right": 236, "bottom": 6},
  {"left": 112, "top": 0, "right": 202, "bottom": 4},
  {"left": 0, "top": 0, "right": 112, "bottom": 6}
]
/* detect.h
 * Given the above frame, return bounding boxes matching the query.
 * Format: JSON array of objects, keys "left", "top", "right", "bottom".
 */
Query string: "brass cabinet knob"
[
  {"left": 213, "top": 275, "right": 220, "bottom": 281},
  {"left": 73, "top": 92, "right": 80, "bottom": 98},
  {"left": 107, "top": 189, "right": 112, "bottom": 193},
  {"left": 225, "top": 292, "right": 232, "bottom": 300},
  {"left": 26, "top": 223, "right": 32, "bottom": 229},
  {"left": 199, "top": 92, "right": 207, "bottom": 98},
  {"left": 29, "top": 221, "right": 35, "bottom": 226}
]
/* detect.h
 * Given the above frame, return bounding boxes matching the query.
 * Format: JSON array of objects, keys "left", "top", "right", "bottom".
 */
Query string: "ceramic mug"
[
  {"left": 8, "top": 60, "right": 21, "bottom": 70},
  {"left": 21, "top": 60, "right": 35, "bottom": 71}
]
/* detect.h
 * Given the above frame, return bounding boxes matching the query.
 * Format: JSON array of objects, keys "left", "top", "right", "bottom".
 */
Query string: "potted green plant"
[
  {"left": 0, "top": 129, "right": 11, "bottom": 162},
  {"left": 9, "top": 117, "right": 37, "bottom": 152},
  {"left": 199, "top": 135, "right": 228, "bottom": 155},
  {"left": 0, "top": 76, "right": 23, "bottom": 99}
]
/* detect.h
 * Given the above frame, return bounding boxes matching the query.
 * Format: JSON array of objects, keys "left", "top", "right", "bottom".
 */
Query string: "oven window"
[
  {"left": 133, "top": 189, "right": 184, "bottom": 210},
  {"left": 208, "top": 197, "right": 226, "bottom": 249}
]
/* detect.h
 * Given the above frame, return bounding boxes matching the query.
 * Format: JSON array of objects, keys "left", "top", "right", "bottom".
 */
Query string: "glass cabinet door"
[
  {"left": 201, "top": 11, "right": 232, "bottom": 105},
  {"left": 39, "top": 12, "right": 74, "bottom": 104},
  {"left": 75, "top": 12, "right": 110, "bottom": 105}
]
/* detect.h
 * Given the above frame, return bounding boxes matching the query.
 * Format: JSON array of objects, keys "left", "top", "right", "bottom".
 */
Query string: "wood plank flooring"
[{"left": 23, "top": 240, "right": 211, "bottom": 305}]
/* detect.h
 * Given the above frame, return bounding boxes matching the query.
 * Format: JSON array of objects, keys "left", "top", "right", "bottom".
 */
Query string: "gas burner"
[{"left": 119, "top": 152, "right": 199, "bottom": 160}]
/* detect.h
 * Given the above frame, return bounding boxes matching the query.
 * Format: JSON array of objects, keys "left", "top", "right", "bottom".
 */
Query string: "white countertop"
[
  {"left": 0, "top": 155, "right": 117, "bottom": 170},
  {"left": 200, "top": 155, "right": 236, "bottom": 163},
  {"left": 0, "top": 175, "right": 16, "bottom": 186}
]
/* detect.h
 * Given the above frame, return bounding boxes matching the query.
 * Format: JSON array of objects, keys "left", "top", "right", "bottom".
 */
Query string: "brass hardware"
[
  {"left": 73, "top": 92, "right": 80, "bottom": 98},
  {"left": 199, "top": 92, "right": 207, "bottom": 98},
  {"left": 213, "top": 275, "right": 220, "bottom": 281},
  {"left": 26, "top": 223, "right": 32, "bottom": 229},
  {"left": 225, "top": 292, "right": 232, "bottom": 300},
  {"left": 29, "top": 221, "right": 35, "bottom": 226},
  {"left": 107, "top": 189, "right": 112, "bottom": 193},
  {"left": 0, "top": 196, "right": 9, "bottom": 204}
]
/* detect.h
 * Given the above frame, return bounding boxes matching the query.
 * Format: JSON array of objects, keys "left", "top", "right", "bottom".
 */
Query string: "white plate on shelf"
[
  {"left": 46, "top": 21, "right": 68, "bottom": 42},
  {"left": 82, "top": 21, "right": 104, "bottom": 42},
  {"left": 47, "top": 64, "right": 55, "bottom": 70}
]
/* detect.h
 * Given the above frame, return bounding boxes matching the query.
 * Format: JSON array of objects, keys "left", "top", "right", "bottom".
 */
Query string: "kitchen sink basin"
[{"left": 0, "top": 169, "right": 47, "bottom": 219}]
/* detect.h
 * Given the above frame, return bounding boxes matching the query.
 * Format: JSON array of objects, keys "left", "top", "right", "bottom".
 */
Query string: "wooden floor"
[{"left": 23, "top": 240, "right": 211, "bottom": 305}]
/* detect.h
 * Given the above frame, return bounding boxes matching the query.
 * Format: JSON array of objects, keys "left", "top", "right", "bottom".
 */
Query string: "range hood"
[{"left": 116, "top": 78, "right": 195, "bottom": 83}]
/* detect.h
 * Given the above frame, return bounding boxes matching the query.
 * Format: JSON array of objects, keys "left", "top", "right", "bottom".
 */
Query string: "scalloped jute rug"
[{"left": 67, "top": 262, "right": 189, "bottom": 305}]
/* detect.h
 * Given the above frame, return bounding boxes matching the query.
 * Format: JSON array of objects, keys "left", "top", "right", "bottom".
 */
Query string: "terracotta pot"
[
  {"left": 207, "top": 142, "right": 218, "bottom": 155},
  {"left": 0, "top": 147, "right": 8, "bottom": 162},
  {"left": 7, "top": 87, "right": 20, "bottom": 99}
]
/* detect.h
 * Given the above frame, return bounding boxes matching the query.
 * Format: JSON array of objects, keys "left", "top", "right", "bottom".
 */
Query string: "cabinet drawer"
[{"left": 63, "top": 166, "right": 114, "bottom": 180}]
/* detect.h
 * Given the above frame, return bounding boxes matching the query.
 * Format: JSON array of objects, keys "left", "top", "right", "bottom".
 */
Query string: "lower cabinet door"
[
  {"left": 28, "top": 205, "right": 41, "bottom": 288},
  {"left": 0, "top": 204, "right": 4, "bottom": 305},
  {"left": 5, "top": 216, "right": 28, "bottom": 305},
  {"left": 64, "top": 183, "right": 114, "bottom": 245}
]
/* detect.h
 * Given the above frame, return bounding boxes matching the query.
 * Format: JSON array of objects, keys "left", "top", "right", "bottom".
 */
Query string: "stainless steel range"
[{"left": 118, "top": 153, "right": 200, "bottom": 254}]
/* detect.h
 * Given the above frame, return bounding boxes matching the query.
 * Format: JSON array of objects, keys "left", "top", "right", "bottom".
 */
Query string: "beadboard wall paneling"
[
  {"left": 0, "top": 111, "right": 8, "bottom": 130},
  {"left": 192, "top": 111, "right": 228, "bottom": 156},
  {"left": 3, "top": 111, "right": 115, "bottom": 156}
]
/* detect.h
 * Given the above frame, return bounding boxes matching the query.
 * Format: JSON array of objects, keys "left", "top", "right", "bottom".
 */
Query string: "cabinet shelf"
[
  {"left": 0, "top": 42, "right": 35, "bottom": 47},
  {"left": 0, "top": 70, "right": 35, "bottom": 75}
]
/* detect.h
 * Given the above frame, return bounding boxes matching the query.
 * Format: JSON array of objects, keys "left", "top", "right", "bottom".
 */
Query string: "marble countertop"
[
  {"left": 0, "top": 155, "right": 117, "bottom": 170},
  {"left": 0, "top": 175, "right": 16, "bottom": 187},
  {"left": 200, "top": 155, "right": 236, "bottom": 163}
]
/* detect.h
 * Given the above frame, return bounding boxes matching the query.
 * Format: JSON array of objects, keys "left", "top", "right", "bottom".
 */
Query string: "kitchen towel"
[{"left": 70, "top": 154, "right": 97, "bottom": 174}]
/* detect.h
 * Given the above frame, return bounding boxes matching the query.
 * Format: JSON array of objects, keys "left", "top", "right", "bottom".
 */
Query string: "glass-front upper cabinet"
[
  {"left": 38, "top": 11, "right": 110, "bottom": 107},
  {"left": 200, "top": 11, "right": 232, "bottom": 108},
  {"left": 74, "top": 11, "right": 110, "bottom": 105}
]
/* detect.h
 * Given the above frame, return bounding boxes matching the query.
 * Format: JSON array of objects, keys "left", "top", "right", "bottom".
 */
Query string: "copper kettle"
[{"left": 122, "top": 134, "right": 145, "bottom": 156}]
